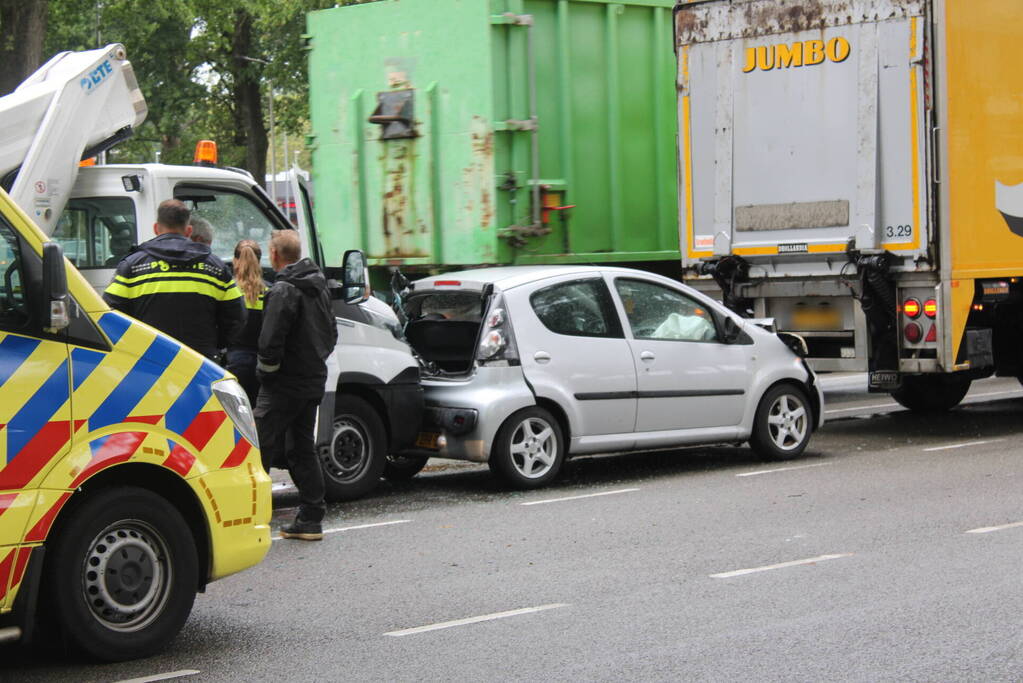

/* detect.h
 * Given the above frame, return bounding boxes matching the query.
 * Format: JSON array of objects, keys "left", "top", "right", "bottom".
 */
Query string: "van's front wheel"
[
  {"left": 44, "top": 487, "right": 198, "bottom": 662},
  {"left": 321, "top": 395, "right": 387, "bottom": 501}
]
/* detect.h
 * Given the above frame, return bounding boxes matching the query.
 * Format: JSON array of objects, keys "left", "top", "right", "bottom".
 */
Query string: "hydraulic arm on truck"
[{"left": 0, "top": 43, "right": 146, "bottom": 234}]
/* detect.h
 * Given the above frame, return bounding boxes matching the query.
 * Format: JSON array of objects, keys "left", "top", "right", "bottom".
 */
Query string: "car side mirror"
[
  {"left": 41, "top": 242, "right": 69, "bottom": 332},
  {"left": 721, "top": 316, "right": 742, "bottom": 344},
  {"left": 341, "top": 249, "right": 369, "bottom": 304}
]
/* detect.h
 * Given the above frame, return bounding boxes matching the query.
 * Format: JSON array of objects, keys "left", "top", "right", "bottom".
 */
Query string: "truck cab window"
[
  {"left": 0, "top": 219, "right": 28, "bottom": 328},
  {"left": 177, "top": 188, "right": 280, "bottom": 269},
  {"left": 53, "top": 197, "right": 137, "bottom": 268}
]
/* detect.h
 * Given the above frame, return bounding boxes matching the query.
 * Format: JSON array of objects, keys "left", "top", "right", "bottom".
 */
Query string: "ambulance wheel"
[
  {"left": 892, "top": 374, "right": 971, "bottom": 412},
  {"left": 322, "top": 395, "right": 387, "bottom": 501},
  {"left": 45, "top": 486, "right": 198, "bottom": 662}
]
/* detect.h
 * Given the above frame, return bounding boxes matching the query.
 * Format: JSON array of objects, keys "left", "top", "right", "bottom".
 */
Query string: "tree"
[{"left": 0, "top": 0, "right": 49, "bottom": 96}]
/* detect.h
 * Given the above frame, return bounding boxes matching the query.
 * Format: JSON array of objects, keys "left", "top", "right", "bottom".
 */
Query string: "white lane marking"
[
  {"left": 384, "top": 603, "right": 569, "bottom": 637},
  {"left": 736, "top": 462, "right": 833, "bottom": 478},
  {"left": 272, "top": 519, "right": 411, "bottom": 542},
  {"left": 520, "top": 488, "right": 640, "bottom": 506},
  {"left": 923, "top": 438, "right": 1004, "bottom": 452},
  {"left": 966, "top": 521, "right": 1023, "bottom": 535},
  {"left": 710, "top": 553, "right": 853, "bottom": 579},
  {"left": 115, "top": 671, "right": 200, "bottom": 683}
]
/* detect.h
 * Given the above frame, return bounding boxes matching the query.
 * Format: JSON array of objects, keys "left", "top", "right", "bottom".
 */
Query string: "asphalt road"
[{"left": 7, "top": 376, "right": 1023, "bottom": 681}]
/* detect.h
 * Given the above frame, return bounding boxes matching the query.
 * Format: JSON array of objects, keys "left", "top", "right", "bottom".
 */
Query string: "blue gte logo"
[{"left": 80, "top": 60, "right": 113, "bottom": 92}]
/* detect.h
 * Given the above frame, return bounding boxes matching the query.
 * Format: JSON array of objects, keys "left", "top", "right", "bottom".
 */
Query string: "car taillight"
[
  {"left": 476, "top": 301, "right": 519, "bottom": 364},
  {"left": 903, "top": 298, "right": 922, "bottom": 318},
  {"left": 923, "top": 299, "right": 937, "bottom": 318},
  {"left": 904, "top": 322, "right": 923, "bottom": 343},
  {"left": 478, "top": 330, "right": 506, "bottom": 358}
]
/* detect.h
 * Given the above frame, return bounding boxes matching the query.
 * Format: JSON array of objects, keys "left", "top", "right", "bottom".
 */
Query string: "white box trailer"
[{"left": 675, "top": 0, "right": 1023, "bottom": 410}]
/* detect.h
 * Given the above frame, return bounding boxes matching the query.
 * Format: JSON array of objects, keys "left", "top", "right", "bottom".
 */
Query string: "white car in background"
[{"left": 398, "top": 265, "right": 824, "bottom": 489}]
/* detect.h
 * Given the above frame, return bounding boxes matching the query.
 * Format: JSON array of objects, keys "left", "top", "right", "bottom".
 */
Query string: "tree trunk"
[
  {"left": 0, "top": 0, "right": 49, "bottom": 96},
  {"left": 229, "top": 8, "right": 268, "bottom": 186}
]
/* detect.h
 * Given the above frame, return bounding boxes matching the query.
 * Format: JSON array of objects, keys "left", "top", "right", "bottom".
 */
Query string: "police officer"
[{"left": 103, "top": 199, "right": 245, "bottom": 361}]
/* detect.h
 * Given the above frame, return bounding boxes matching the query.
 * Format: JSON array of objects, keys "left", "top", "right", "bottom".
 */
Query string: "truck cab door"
[{"left": 288, "top": 169, "right": 324, "bottom": 266}]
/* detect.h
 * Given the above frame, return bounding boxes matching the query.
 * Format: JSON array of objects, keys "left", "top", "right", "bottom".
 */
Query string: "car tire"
[
  {"left": 322, "top": 395, "right": 387, "bottom": 502},
  {"left": 43, "top": 486, "right": 198, "bottom": 662},
  {"left": 892, "top": 373, "right": 971, "bottom": 412},
  {"left": 383, "top": 454, "right": 429, "bottom": 481},
  {"left": 488, "top": 406, "right": 565, "bottom": 489},
  {"left": 749, "top": 383, "right": 812, "bottom": 461}
]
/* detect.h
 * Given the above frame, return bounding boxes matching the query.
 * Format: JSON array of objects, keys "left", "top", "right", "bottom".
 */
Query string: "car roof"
[{"left": 411, "top": 264, "right": 663, "bottom": 291}]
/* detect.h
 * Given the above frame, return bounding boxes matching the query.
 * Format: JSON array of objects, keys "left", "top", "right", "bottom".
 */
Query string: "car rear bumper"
[{"left": 402, "top": 365, "right": 534, "bottom": 462}]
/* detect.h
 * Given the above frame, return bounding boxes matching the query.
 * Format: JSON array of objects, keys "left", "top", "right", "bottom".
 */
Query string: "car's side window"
[
  {"left": 614, "top": 278, "right": 719, "bottom": 342},
  {"left": 0, "top": 218, "right": 29, "bottom": 330},
  {"left": 529, "top": 278, "right": 623, "bottom": 338}
]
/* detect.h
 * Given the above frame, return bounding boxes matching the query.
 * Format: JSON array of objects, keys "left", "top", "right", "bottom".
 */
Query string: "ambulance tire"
[
  {"left": 891, "top": 373, "right": 971, "bottom": 412},
  {"left": 322, "top": 395, "right": 387, "bottom": 502},
  {"left": 45, "top": 486, "right": 198, "bottom": 662}
]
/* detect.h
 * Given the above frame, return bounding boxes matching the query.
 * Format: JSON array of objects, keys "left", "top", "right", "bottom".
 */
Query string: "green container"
[{"left": 307, "top": 0, "right": 679, "bottom": 271}]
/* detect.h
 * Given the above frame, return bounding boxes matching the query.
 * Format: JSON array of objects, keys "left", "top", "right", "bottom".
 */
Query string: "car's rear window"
[
  {"left": 529, "top": 278, "right": 623, "bottom": 338},
  {"left": 408, "top": 292, "right": 483, "bottom": 322}
]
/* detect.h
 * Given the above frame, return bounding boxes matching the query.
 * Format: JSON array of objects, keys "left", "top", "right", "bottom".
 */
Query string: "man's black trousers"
[{"left": 255, "top": 392, "right": 326, "bottom": 523}]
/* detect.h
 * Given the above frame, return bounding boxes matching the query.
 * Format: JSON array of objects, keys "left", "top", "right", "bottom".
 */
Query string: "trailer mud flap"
[{"left": 868, "top": 370, "right": 900, "bottom": 390}]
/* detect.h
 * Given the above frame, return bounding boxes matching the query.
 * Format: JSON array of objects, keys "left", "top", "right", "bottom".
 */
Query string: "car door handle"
[
  {"left": 534, "top": 351, "right": 552, "bottom": 364},
  {"left": 640, "top": 351, "right": 656, "bottom": 362}
]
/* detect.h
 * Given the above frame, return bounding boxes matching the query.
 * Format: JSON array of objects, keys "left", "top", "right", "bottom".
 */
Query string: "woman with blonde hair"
[{"left": 227, "top": 239, "right": 268, "bottom": 403}]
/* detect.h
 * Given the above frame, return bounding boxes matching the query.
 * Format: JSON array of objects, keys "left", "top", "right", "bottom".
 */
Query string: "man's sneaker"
[{"left": 280, "top": 518, "right": 323, "bottom": 541}]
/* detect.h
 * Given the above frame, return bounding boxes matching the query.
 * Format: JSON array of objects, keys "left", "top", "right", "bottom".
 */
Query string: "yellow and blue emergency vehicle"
[{"left": 0, "top": 187, "right": 271, "bottom": 661}]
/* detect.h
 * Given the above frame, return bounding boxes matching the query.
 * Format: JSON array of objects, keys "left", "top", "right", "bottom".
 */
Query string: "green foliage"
[{"left": 42, "top": 0, "right": 358, "bottom": 174}]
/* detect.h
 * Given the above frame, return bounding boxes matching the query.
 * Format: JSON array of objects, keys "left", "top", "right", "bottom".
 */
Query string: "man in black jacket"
[
  {"left": 257, "top": 229, "right": 338, "bottom": 540},
  {"left": 103, "top": 199, "right": 245, "bottom": 360}
]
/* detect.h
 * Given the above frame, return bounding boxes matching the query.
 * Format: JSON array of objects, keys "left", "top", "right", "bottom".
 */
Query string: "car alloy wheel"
[
  {"left": 765, "top": 391, "right": 808, "bottom": 452},
  {"left": 509, "top": 416, "right": 559, "bottom": 479}
]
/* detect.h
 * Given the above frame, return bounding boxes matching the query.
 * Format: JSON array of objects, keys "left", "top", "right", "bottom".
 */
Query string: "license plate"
[
  {"left": 415, "top": 432, "right": 441, "bottom": 450},
  {"left": 869, "top": 370, "right": 901, "bottom": 389},
  {"left": 791, "top": 307, "right": 842, "bottom": 330}
]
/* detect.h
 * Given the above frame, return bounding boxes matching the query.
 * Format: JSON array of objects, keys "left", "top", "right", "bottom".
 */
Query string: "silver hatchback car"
[{"left": 400, "top": 266, "right": 824, "bottom": 489}]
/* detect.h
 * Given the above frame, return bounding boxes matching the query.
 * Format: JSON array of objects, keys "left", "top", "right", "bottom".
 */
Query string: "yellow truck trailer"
[{"left": 676, "top": 0, "right": 1023, "bottom": 410}]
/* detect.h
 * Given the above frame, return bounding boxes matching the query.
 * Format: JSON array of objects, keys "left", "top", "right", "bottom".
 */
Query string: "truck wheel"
[
  {"left": 749, "top": 383, "right": 812, "bottom": 461},
  {"left": 321, "top": 395, "right": 387, "bottom": 501},
  {"left": 44, "top": 486, "right": 198, "bottom": 662},
  {"left": 488, "top": 406, "right": 565, "bottom": 489},
  {"left": 892, "top": 374, "right": 971, "bottom": 412},
  {"left": 383, "top": 454, "right": 429, "bottom": 481}
]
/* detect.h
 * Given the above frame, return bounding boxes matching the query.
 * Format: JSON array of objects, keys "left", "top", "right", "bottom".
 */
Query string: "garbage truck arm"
[{"left": 0, "top": 43, "right": 146, "bottom": 234}]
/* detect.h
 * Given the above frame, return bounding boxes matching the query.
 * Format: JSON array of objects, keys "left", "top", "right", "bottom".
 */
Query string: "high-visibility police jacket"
[{"left": 103, "top": 233, "right": 246, "bottom": 359}]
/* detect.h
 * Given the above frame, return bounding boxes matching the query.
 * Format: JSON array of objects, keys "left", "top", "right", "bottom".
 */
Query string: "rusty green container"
[{"left": 307, "top": 0, "right": 679, "bottom": 272}]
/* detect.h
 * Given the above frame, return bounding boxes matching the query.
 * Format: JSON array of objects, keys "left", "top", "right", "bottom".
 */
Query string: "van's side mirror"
[
  {"left": 41, "top": 242, "right": 69, "bottom": 332},
  {"left": 721, "top": 316, "right": 742, "bottom": 344},
  {"left": 341, "top": 249, "right": 369, "bottom": 304}
]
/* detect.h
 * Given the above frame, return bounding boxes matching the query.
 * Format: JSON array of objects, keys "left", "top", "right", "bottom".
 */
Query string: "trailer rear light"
[
  {"left": 925, "top": 324, "right": 937, "bottom": 342},
  {"left": 923, "top": 299, "right": 937, "bottom": 318},
  {"left": 904, "top": 322, "right": 923, "bottom": 343},
  {"left": 902, "top": 298, "right": 922, "bottom": 318}
]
